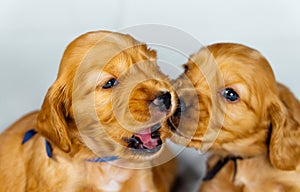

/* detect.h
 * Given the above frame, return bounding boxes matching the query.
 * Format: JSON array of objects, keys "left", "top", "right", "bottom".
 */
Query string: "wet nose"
[{"left": 152, "top": 92, "right": 172, "bottom": 112}]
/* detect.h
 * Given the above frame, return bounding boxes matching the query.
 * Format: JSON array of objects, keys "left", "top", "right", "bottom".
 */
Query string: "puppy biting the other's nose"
[{"left": 0, "top": 31, "right": 178, "bottom": 192}]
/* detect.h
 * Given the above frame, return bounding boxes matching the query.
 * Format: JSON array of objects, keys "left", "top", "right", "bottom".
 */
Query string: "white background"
[
  {"left": 0, "top": 1, "right": 299, "bottom": 191},
  {"left": 1, "top": 0, "right": 299, "bottom": 131}
]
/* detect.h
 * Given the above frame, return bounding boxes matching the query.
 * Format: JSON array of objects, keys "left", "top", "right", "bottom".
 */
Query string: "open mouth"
[{"left": 126, "top": 124, "right": 162, "bottom": 153}]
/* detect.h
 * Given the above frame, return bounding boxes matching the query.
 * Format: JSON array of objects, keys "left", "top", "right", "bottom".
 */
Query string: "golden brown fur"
[
  {"left": 0, "top": 31, "right": 177, "bottom": 191},
  {"left": 169, "top": 43, "right": 300, "bottom": 191}
]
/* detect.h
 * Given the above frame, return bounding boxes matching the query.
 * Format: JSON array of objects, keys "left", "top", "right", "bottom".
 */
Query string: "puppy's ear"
[
  {"left": 36, "top": 80, "right": 72, "bottom": 153},
  {"left": 269, "top": 84, "right": 300, "bottom": 170}
]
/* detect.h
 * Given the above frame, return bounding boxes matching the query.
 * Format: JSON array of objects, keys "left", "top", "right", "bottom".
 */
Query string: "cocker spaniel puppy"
[
  {"left": 169, "top": 43, "right": 300, "bottom": 191},
  {"left": 0, "top": 31, "right": 178, "bottom": 192}
]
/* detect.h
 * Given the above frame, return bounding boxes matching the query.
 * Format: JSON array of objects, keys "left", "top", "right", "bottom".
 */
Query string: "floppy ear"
[
  {"left": 36, "top": 80, "right": 72, "bottom": 153},
  {"left": 269, "top": 84, "right": 300, "bottom": 170}
]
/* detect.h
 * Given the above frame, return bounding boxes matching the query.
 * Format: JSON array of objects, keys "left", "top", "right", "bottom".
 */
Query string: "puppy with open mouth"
[
  {"left": 0, "top": 31, "right": 178, "bottom": 192},
  {"left": 169, "top": 43, "right": 300, "bottom": 191}
]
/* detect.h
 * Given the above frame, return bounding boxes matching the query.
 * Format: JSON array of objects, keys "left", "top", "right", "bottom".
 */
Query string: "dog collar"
[
  {"left": 202, "top": 156, "right": 242, "bottom": 181},
  {"left": 22, "top": 129, "right": 118, "bottom": 162},
  {"left": 86, "top": 156, "right": 118, "bottom": 162},
  {"left": 21, "top": 129, "right": 53, "bottom": 157}
]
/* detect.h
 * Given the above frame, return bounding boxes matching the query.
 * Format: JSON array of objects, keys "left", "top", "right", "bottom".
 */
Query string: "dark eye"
[
  {"left": 221, "top": 88, "right": 239, "bottom": 102},
  {"left": 102, "top": 78, "right": 118, "bottom": 89}
]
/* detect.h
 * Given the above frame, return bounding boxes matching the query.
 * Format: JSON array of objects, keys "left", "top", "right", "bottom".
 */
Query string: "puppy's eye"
[
  {"left": 221, "top": 88, "right": 239, "bottom": 103},
  {"left": 102, "top": 78, "right": 118, "bottom": 89}
]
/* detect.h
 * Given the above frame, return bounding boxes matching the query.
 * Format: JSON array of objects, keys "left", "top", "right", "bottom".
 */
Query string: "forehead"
[
  {"left": 219, "top": 59, "right": 257, "bottom": 85},
  {"left": 186, "top": 46, "right": 277, "bottom": 97},
  {"left": 80, "top": 43, "right": 153, "bottom": 75},
  {"left": 209, "top": 44, "right": 275, "bottom": 83},
  {"left": 217, "top": 53, "right": 276, "bottom": 90}
]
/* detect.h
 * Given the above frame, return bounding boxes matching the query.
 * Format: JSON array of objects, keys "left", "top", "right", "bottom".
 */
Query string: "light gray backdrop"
[{"left": 1, "top": 0, "right": 299, "bottom": 131}]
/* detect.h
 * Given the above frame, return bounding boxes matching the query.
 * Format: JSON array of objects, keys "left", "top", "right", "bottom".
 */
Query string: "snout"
[
  {"left": 151, "top": 92, "right": 172, "bottom": 112},
  {"left": 126, "top": 91, "right": 175, "bottom": 152}
]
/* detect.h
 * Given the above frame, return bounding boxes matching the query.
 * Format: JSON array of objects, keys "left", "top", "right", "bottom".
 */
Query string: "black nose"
[
  {"left": 174, "top": 97, "right": 186, "bottom": 116},
  {"left": 152, "top": 92, "right": 172, "bottom": 112}
]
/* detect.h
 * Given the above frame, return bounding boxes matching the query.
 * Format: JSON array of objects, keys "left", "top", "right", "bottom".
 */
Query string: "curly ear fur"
[
  {"left": 36, "top": 80, "right": 72, "bottom": 153},
  {"left": 269, "top": 83, "right": 300, "bottom": 170}
]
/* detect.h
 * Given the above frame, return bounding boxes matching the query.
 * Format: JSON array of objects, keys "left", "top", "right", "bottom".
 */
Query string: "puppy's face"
[
  {"left": 37, "top": 31, "right": 177, "bottom": 161},
  {"left": 169, "top": 43, "right": 278, "bottom": 156}
]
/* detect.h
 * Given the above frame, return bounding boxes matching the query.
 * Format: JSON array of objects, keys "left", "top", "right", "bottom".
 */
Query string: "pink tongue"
[{"left": 135, "top": 127, "right": 159, "bottom": 149}]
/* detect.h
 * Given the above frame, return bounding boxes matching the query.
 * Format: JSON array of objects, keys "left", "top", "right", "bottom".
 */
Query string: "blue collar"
[
  {"left": 86, "top": 156, "right": 118, "bottom": 162},
  {"left": 22, "top": 129, "right": 118, "bottom": 162}
]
